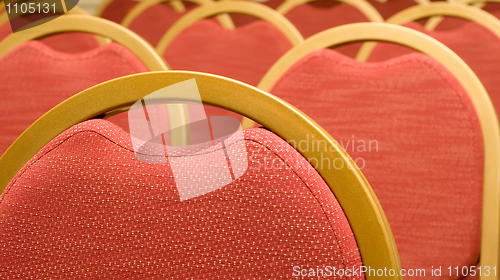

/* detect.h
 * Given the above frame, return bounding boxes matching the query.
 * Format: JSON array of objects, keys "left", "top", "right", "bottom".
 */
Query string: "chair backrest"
[
  {"left": 0, "top": 15, "right": 169, "bottom": 157},
  {"left": 363, "top": 3, "right": 500, "bottom": 144},
  {"left": 156, "top": 1, "right": 303, "bottom": 86},
  {"left": 277, "top": 0, "right": 383, "bottom": 38},
  {"left": 252, "top": 22, "right": 500, "bottom": 280},
  {"left": 121, "top": 0, "right": 234, "bottom": 47},
  {"left": 94, "top": 0, "right": 138, "bottom": 23},
  {"left": 0, "top": 71, "right": 401, "bottom": 279},
  {"left": 366, "top": 0, "right": 426, "bottom": 19},
  {"left": 275, "top": 0, "right": 382, "bottom": 57}
]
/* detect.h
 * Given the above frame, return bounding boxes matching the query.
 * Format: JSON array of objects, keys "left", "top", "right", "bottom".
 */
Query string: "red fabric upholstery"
[
  {"left": 284, "top": 2, "right": 369, "bottom": 38},
  {"left": 369, "top": 21, "right": 500, "bottom": 120},
  {"left": 0, "top": 119, "right": 363, "bottom": 278},
  {"left": 163, "top": 19, "right": 293, "bottom": 86},
  {"left": 225, "top": 0, "right": 285, "bottom": 27},
  {"left": 435, "top": 4, "right": 500, "bottom": 31},
  {"left": 128, "top": 2, "right": 198, "bottom": 46},
  {"left": 366, "top": 0, "right": 417, "bottom": 19},
  {"left": 283, "top": 1, "right": 370, "bottom": 57},
  {"left": 270, "top": 49, "right": 484, "bottom": 279},
  {"left": 99, "top": 0, "right": 138, "bottom": 23},
  {"left": 0, "top": 41, "right": 148, "bottom": 156}
]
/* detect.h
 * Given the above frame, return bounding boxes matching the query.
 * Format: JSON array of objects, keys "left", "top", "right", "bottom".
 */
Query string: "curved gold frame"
[
  {"left": 0, "top": 70, "right": 401, "bottom": 279},
  {"left": 156, "top": 1, "right": 304, "bottom": 56},
  {"left": 438, "top": 0, "right": 500, "bottom": 29},
  {"left": 356, "top": 2, "right": 500, "bottom": 61},
  {"left": 121, "top": 0, "right": 235, "bottom": 31},
  {"left": 251, "top": 22, "right": 500, "bottom": 280},
  {"left": 276, "top": 0, "right": 384, "bottom": 23},
  {"left": 0, "top": 14, "right": 168, "bottom": 70}
]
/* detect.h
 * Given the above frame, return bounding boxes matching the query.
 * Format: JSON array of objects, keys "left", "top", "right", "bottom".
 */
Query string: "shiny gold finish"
[
  {"left": 0, "top": 70, "right": 401, "bottom": 278},
  {"left": 121, "top": 0, "right": 235, "bottom": 32},
  {"left": 253, "top": 22, "right": 500, "bottom": 280},
  {"left": 0, "top": 14, "right": 168, "bottom": 71},
  {"left": 156, "top": 1, "right": 304, "bottom": 56},
  {"left": 357, "top": 2, "right": 500, "bottom": 60},
  {"left": 276, "top": 0, "right": 384, "bottom": 23}
]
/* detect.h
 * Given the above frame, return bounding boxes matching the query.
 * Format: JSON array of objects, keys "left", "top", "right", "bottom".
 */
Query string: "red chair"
[
  {"left": 275, "top": 0, "right": 383, "bottom": 57},
  {"left": 94, "top": 0, "right": 138, "bottom": 23},
  {"left": 121, "top": 0, "right": 218, "bottom": 47},
  {"left": 250, "top": 23, "right": 500, "bottom": 280},
  {"left": 364, "top": 3, "right": 500, "bottom": 132},
  {"left": 156, "top": 1, "right": 303, "bottom": 87},
  {"left": 0, "top": 71, "right": 401, "bottom": 279},
  {"left": 0, "top": 15, "right": 168, "bottom": 157}
]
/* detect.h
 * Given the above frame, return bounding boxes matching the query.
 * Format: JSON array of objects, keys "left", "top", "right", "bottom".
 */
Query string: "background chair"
[
  {"left": 0, "top": 71, "right": 401, "bottom": 279},
  {"left": 248, "top": 23, "right": 500, "bottom": 280},
  {"left": 366, "top": 0, "right": 427, "bottom": 19},
  {"left": 121, "top": 0, "right": 234, "bottom": 47},
  {"left": 94, "top": 0, "right": 138, "bottom": 23},
  {"left": 156, "top": 1, "right": 303, "bottom": 87},
  {"left": 0, "top": 15, "right": 169, "bottom": 157},
  {"left": 276, "top": 0, "right": 383, "bottom": 57},
  {"left": 360, "top": 3, "right": 500, "bottom": 128}
]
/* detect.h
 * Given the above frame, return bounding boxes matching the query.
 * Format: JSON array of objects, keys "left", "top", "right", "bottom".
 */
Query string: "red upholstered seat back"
[
  {"left": 369, "top": 21, "right": 500, "bottom": 119},
  {"left": 128, "top": 2, "right": 198, "bottom": 46},
  {"left": 366, "top": 0, "right": 416, "bottom": 19},
  {"left": 163, "top": 19, "right": 293, "bottom": 86},
  {"left": 270, "top": 49, "right": 484, "bottom": 279},
  {"left": 0, "top": 119, "right": 363, "bottom": 278},
  {"left": 0, "top": 41, "right": 148, "bottom": 156},
  {"left": 99, "top": 0, "right": 138, "bottom": 23},
  {"left": 283, "top": 1, "right": 370, "bottom": 57},
  {"left": 226, "top": 0, "right": 284, "bottom": 27}
]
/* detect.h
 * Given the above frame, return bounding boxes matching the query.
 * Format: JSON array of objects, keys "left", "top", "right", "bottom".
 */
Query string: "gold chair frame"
[
  {"left": 248, "top": 22, "right": 500, "bottom": 280},
  {"left": 356, "top": 2, "right": 500, "bottom": 61},
  {"left": 121, "top": 0, "right": 235, "bottom": 32},
  {"left": 276, "top": 0, "right": 384, "bottom": 23},
  {"left": 156, "top": 1, "right": 304, "bottom": 56},
  {"left": 0, "top": 70, "right": 401, "bottom": 279}
]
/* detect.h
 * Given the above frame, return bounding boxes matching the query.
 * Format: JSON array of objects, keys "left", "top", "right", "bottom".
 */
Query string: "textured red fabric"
[
  {"left": 225, "top": 0, "right": 285, "bottom": 27},
  {"left": 128, "top": 2, "right": 198, "bottom": 47},
  {"left": 0, "top": 22, "right": 99, "bottom": 53},
  {"left": 365, "top": 0, "right": 418, "bottom": 19},
  {"left": 270, "top": 49, "right": 484, "bottom": 280},
  {"left": 283, "top": 1, "right": 369, "bottom": 57},
  {"left": 0, "top": 119, "right": 363, "bottom": 278},
  {"left": 0, "top": 41, "right": 148, "bottom": 156},
  {"left": 163, "top": 19, "right": 293, "bottom": 86},
  {"left": 434, "top": 4, "right": 500, "bottom": 31},
  {"left": 369, "top": 21, "right": 500, "bottom": 123},
  {"left": 99, "top": 0, "right": 138, "bottom": 23}
]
